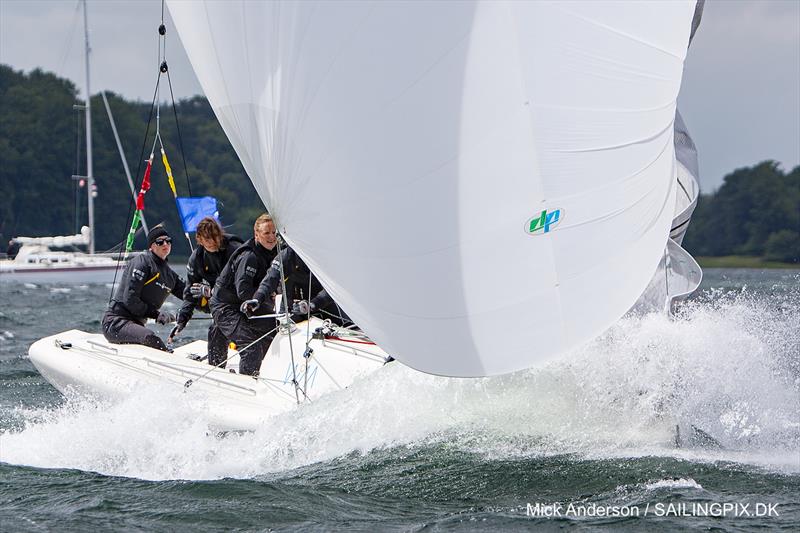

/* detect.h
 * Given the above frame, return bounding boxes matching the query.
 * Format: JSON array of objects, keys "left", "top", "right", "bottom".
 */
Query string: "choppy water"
[{"left": 0, "top": 269, "right": 798, "bottom": 531}]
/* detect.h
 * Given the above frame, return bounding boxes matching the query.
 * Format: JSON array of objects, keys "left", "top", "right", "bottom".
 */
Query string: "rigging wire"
[
  {"left": 107, "top": 76, "right": 161, "bottom": 305},
  {"left": 184, "top": 323, "right": 281, "bottom": 390},
  {"left": 153, "top": 2, "right": 194, "bottom": 251},
  {"left": 276, "top": 237, "right": 301, "bottom": 404},
  {"left": 109, "top": 0, "right": 196, "bottom": 300},
  {"left": 304, "top": 271, "right": 313, "bottom": 395},
  {"left": 166, "top": 70, "right": 193, "bottom": 197},
  {"left": 56, "top": 1, "right": 82, "bottom": 74}
]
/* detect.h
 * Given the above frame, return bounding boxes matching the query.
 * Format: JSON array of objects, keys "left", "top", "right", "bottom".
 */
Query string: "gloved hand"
[
  {"left": 291, "top": 300, "right": 315, "bottom": 315},
  {"left": 240, "top": 299, "right": 259, "bottom": 315},
  {"left": 156, "top": 310, "right": 176, "bottom": 325},
  {"left": 168, "top": 323, "right": 183, "bottom": 343},
  {"left": 190, "top": 282, "right": 212, "bottom": 299},
  {"left": 169, "top": 315, "right": 188, "bottom": 341}
]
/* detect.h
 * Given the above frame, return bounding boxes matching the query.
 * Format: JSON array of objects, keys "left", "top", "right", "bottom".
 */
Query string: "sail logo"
[{"left": 525, "top": 209, "right": 562, "bottom": 235}]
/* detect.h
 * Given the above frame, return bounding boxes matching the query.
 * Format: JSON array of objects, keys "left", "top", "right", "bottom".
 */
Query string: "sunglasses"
[{"left": 154, "top": 238, "right": 172, "bottom": 246}]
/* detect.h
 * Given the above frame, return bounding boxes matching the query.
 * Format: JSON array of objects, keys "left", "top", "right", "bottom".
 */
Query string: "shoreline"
[{"left": 695, "top": 256, "right": 799, "bottom": 269}]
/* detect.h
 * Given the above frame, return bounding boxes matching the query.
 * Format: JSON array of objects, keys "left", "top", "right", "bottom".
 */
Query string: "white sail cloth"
[{"left": 169, "top": 1, "right": 697, "bottom": 377}]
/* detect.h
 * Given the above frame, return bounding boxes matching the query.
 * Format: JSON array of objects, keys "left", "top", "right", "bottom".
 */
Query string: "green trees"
[
  {"left": 0, "top": 66, "right": 264, "bottom": 257},
  {"left": 683, "top": 161, "right": 800, "bottom": 263},
  {"left": 0, "top": 66, "right": 79, "bottom": 242},
  {"left": 765, "top": 230, "right": 800, "bottom": 262}
]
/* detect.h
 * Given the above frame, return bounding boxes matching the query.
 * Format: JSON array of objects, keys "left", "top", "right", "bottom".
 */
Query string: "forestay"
[{"left": 169, "top": 1, "right": 697, "bottom": 377}]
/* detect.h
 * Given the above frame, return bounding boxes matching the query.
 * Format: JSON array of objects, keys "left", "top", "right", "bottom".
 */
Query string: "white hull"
[
  {"left": 28, "top": 318, "right": 392, "bottom": 431},
  {"left": 0, "top": 262, "right": 125, "bottom": 284},
  {"left": 3, "top": 227, "right": 130, "bottom": 284}
]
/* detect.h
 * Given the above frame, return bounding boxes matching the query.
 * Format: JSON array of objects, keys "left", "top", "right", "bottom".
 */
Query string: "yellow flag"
[{"left": 161, "top": 148, "right": 177, "bottom": 197}]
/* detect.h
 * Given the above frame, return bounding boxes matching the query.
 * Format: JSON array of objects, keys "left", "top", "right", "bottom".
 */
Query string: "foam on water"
[
  {"left": 644, "top": 478, "right": 703, "bottom": 491},
  {"left": 1, "top": 287, "right": 797, "bottom": 480}
]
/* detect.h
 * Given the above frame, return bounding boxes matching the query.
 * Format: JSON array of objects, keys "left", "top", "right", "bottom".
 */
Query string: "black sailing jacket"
[
  {"left": 177, "top": 234, "right": 243, "bottom": 322},
  {"left": 253, "top": 246, "right": 333, "bottom": 313},
  {"left": 211, "top": 237, "right": 277, "bottom": 307},
  {"left": 108, "top": 250, "right": 185, "bottom": 323}
]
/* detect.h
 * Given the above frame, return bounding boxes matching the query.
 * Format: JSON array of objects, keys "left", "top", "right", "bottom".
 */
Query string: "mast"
[{"left": 82, "top": 0, "right": 95, "bottom": 254}]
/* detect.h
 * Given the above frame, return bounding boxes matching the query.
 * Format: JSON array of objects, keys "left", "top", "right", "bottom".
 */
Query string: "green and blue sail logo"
[{"left": 525, "top": 208, "right": 562, "bottom": 235}]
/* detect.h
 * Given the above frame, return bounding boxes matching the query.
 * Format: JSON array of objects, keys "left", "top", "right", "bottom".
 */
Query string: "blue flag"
[{"left": 176, "top": 197, "right": 219, "bottom": 233}]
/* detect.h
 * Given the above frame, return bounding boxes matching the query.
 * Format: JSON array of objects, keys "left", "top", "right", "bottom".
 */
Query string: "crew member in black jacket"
[
  {"left": 170, "top": 217, "right": 243, "bottom": 366},
  {"left": 102, "top": 226, "right": 186, "bottom": 351},
  {"left": 242, "top": 245, "right": 350, "bottom": 326},
  {"left": 209, "top": 214, "right": 278, "bottom": 375}
]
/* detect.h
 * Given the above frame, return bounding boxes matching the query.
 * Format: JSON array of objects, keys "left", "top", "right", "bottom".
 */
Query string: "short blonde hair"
[{"left": 254, "top": 213, "right": 274, "bottom": 232}]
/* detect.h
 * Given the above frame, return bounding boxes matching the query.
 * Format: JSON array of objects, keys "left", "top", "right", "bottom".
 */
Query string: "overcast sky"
[{"left": 1, "top": 0, "right": 798, "bottom": 192}]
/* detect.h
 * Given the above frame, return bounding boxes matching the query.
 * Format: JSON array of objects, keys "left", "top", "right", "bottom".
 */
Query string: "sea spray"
[{"left": 2, "top": 284, "right": 798, "bottom": 480}]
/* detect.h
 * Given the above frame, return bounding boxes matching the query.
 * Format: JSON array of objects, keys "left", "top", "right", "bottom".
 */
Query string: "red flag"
[{"left": 136, "top": 157, "right": 153, "bottom": 210}]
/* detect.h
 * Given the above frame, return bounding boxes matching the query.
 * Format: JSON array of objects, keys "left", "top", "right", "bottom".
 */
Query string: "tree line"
[
  {"left": 1, "top": 65, "right": 798, "bottom": 263},
  {"left": 683, "top": 161, "right": 799, "bottom": 263}
]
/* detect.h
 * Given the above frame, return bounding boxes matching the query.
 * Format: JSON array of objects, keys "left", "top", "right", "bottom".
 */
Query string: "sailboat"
[
  {"left": 0, "top": 1, "right": 134, "bottom": 284},
  {"left": 29, "top": 1, "right": 704, "bottom": 430},
  {"left": 0, "top": 227, "right": 126, "bottom": 284},
  {"left": 28, "top": 314, "right": 392, "bottom": 432}
]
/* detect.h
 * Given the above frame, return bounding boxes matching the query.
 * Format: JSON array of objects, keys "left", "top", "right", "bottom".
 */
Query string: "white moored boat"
[
  {"left": 28, "top": 317, "right": 392, "bottom": 431},
  {"left": 0, "top": 227, "right": 127, "bottom": 284}
]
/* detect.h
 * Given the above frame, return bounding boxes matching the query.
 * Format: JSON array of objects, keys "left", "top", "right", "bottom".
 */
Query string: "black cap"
[{"left": 147, "top": 226, "right": 170, "bottom": 247}]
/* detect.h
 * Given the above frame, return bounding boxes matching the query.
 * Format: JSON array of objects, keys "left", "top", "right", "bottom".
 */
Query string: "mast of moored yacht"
[{"left": 82, "top": 0, "right": 95, "bottom": 254}]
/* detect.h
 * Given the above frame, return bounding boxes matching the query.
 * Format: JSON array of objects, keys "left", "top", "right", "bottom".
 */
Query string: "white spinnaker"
[{"left": 169, "top": 1, "right": 696, "bottom": 377}]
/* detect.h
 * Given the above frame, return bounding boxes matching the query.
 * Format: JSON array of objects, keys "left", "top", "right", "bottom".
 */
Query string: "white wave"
[
  {"left": 1, "top": 288, "right": 798, "bottom": 480},
  {"left": 645, "top": 478, "right": 703, "bottom": 491}
]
